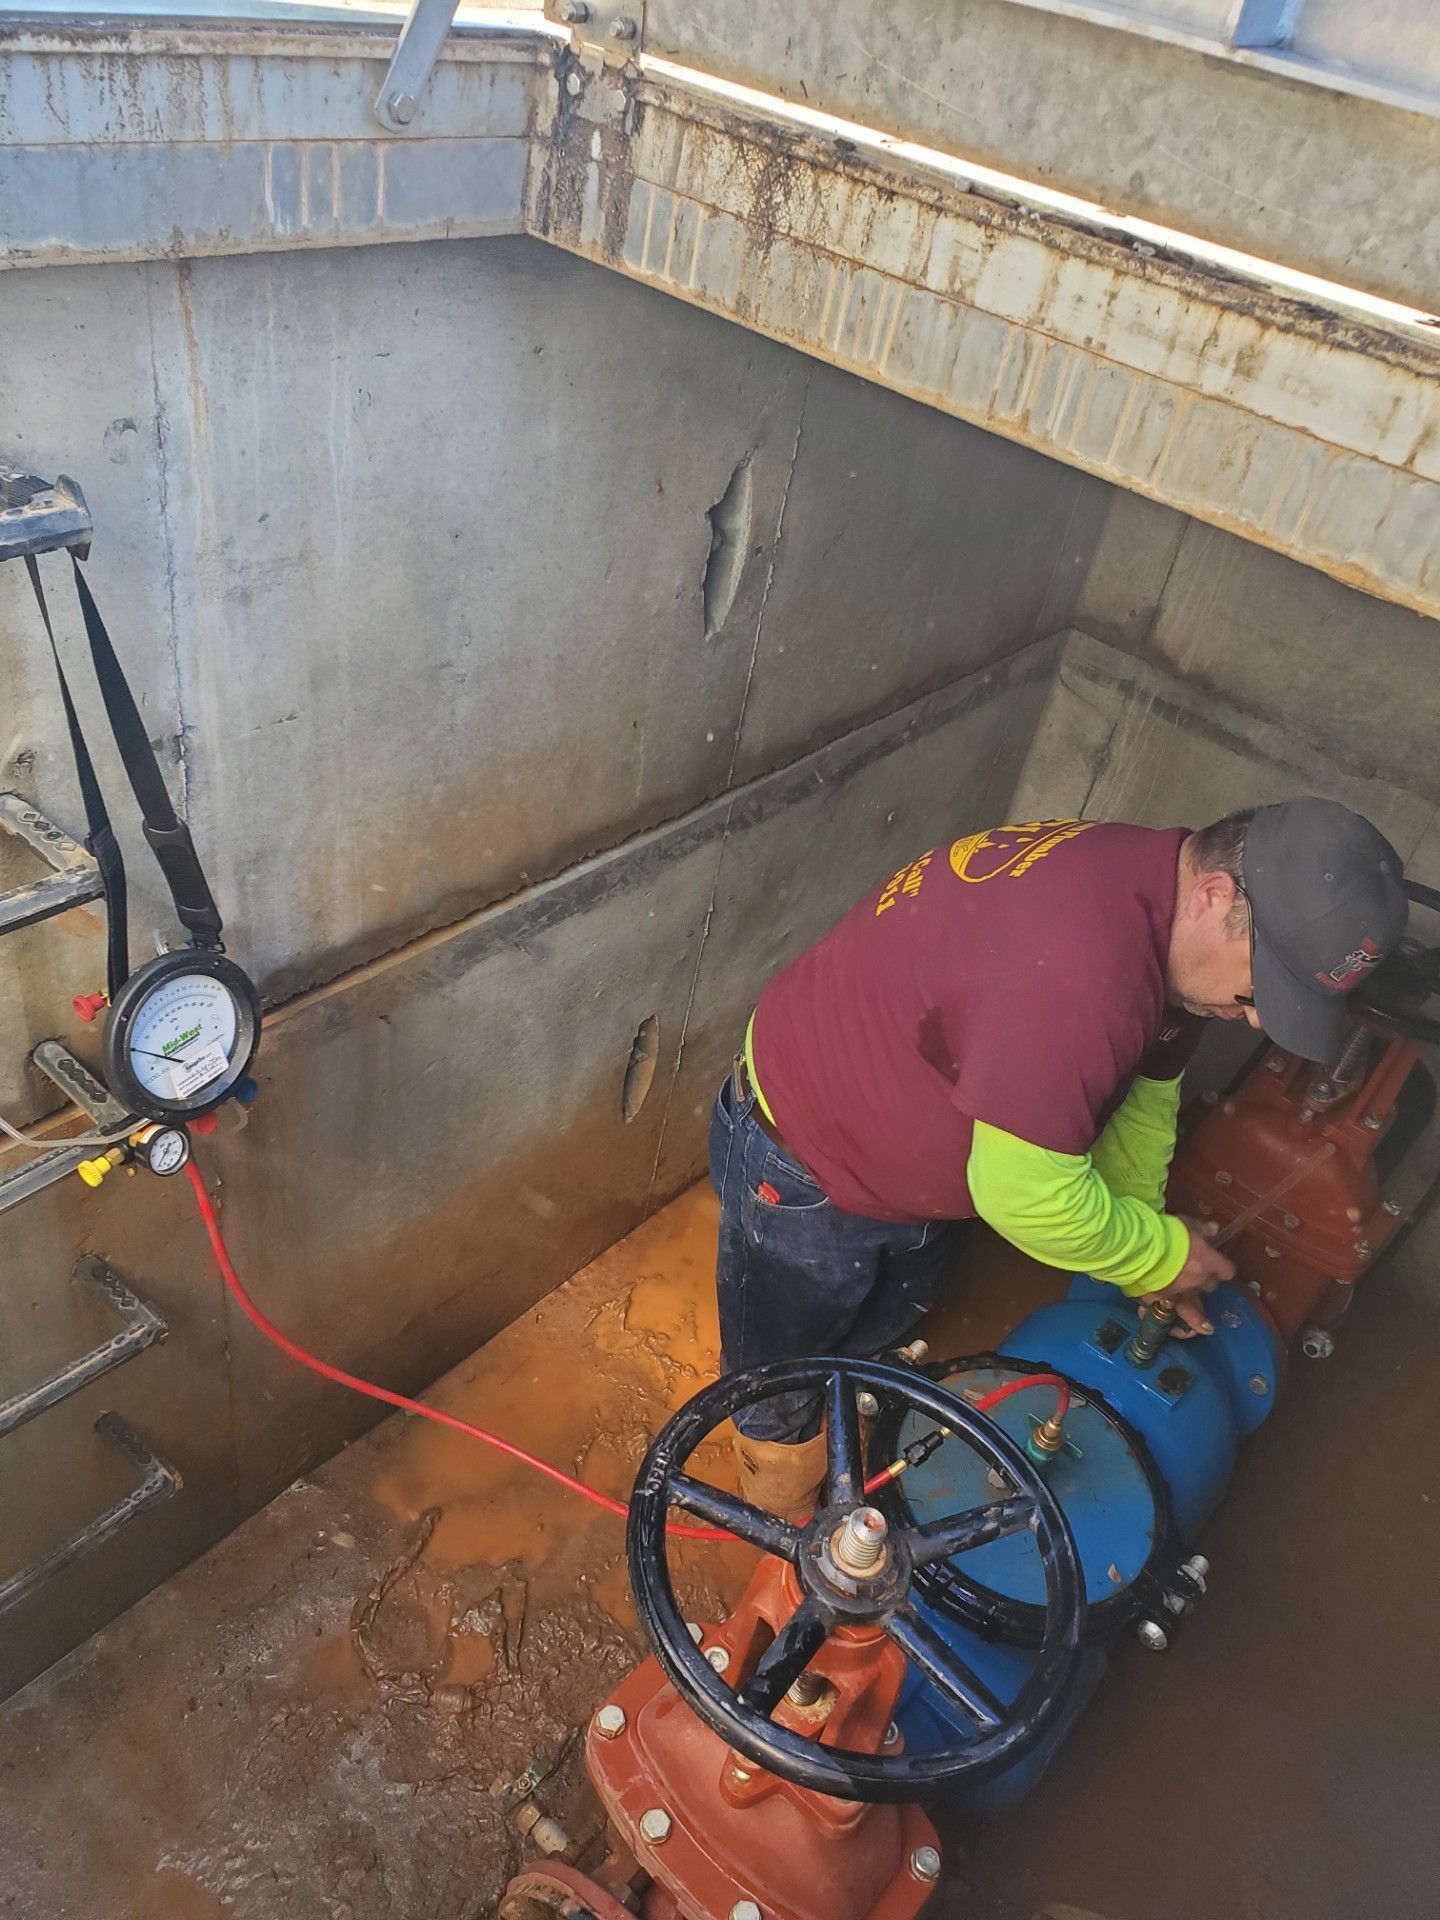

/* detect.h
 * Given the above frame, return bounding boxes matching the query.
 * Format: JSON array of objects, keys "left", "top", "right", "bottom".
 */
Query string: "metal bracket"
[
  {"left": 0, "top": 793, "right": 105, "bottom": 938},
  {"left": 31, "top": 1038, "right": 133, "bottom": 1131},
  {"left": 1228, "top": 1, "right": 1303, "bottom": 51},
  {"left": 0, "top": 466, "right": 91, "bottom": 566},
  {"left": 545, "top": 0, "right": 645, "bottom": 66},
  {"left": 374, "top": 0, "right": 463, "bottom": 132},
  {"left": 0, "top": 1258, "right": 168, "bottom": 1441},
  {"left": 0, "top": 1413, "right": 181, "bottom": 1616},
  {"left": 0, "top": 1044, "right": 138, "bottom": 1217}
]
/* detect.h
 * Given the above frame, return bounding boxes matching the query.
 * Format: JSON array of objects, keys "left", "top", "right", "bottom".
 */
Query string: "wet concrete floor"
[{"left": 0, "top": 1185, "right": 1435, "bottom": 1920}]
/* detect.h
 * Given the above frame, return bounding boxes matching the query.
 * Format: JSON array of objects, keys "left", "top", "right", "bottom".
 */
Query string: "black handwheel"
[{"left": 626, "top": 1356, "right": 1084, "bottom": 1804}]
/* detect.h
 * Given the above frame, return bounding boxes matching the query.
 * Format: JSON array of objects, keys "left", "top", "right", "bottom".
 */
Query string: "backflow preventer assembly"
[{"left": 500, "top": 941, "right": 1440, "bottom": 1919}]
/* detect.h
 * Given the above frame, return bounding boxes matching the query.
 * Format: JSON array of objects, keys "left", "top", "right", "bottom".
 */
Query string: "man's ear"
[{"left": 1189, "top": 869, "right": 1240, "bottom": 920}]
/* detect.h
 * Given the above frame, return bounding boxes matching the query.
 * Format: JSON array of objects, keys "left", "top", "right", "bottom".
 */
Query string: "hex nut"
[
  {"left": 594, "top": 1704, "right": 626, "bottom": 1738},
  {"left": 856, "top": 1390, "right": 880, "bottom": 1419},
  {"left": 610, "top": 13, "right": 638, "bottom": 38},
  {"left": 686, "top": 1622, "right": 703, "bottom": 1644},
  {"left": 557, "top": 1, "right": 590, "bottom": 20},
  {"left": 731, "top": 1904, "right": 763, "bottom": 1920},
  {"left": 388, "top": 91, "right": 417, "bottom": 125},
  {"left": 1249, "top": 1373, "right": 1271, "bottom": 1395},
  {"left": 706, "top": 1645, "right": 731, "bottom": 1674},
  {"left": 1300, "top": 1327, "right": 1335, "bottom": 1360},
  {"left": 909, "top": 1845, "right": 942, "bottom": 1883},
  {"left": 1137, "top": 1620, "right": 1169, "bottom": 1652},
  {"left": 639, "top": 1808, "right": 672, "bottom": 1845}
]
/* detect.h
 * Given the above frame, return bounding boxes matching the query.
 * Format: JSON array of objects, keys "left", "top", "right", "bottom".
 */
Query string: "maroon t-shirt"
[{"left": 751, "top": 820, "right": 1203, "bottom": 1223}]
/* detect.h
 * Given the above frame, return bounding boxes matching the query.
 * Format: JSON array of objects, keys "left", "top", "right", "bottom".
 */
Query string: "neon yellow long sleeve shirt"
[{"left": 967, "top": 1075, "right": 1189, "bottom": 1296}]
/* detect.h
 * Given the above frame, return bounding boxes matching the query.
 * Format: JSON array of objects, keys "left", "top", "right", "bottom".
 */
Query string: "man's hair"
[{"left": 1189, "top": 807, "right": 1256, "bottom": 936}]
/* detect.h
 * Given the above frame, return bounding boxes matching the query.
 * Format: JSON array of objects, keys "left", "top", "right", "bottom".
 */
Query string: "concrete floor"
[{"left": 0, "top": 1184, "right": 1435, "bottom": 1920}]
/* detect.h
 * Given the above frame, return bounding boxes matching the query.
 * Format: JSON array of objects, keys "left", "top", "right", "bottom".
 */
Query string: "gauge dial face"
[
  {"left": 146, "top": 1128, "right": 190, "bottom": 1176},
  {"left": 127, "top": 973, "right": 239, "bottom": 1105}
]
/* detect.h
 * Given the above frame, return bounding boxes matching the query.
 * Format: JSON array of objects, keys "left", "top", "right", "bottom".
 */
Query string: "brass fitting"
[
  {"left": 1125, "top": 1294, "right": 1178, "bottom": 1368},
  {"left": 1031, "top": 1414, "right": 1066, "bottom": 1456},
  {"left": 1024, "top": 1411, "right": 1067, "bottom": 1470}
]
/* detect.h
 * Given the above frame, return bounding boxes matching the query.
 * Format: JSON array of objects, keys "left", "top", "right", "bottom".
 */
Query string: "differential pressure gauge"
[{"left": 102, "top": 949, "right": 261, "bottom": 1120}]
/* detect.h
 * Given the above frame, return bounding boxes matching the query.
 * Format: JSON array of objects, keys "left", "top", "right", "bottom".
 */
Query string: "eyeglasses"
[{"left": 1233, "top": 881, "right": 1257, "bottom": 1009}]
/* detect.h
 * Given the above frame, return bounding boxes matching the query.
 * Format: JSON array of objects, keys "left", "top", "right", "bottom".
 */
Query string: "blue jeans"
[{"left": 710, "top": 1062, "right": 961, "bottom": 1443}]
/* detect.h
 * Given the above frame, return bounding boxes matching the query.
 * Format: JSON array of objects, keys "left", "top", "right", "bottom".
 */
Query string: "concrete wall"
[
  {"left": 1073, "top": 488, "right": 1440, "bottom": 812},
  {"left": 0, "top": 236, "right": 1095, "bottom": 1695}
]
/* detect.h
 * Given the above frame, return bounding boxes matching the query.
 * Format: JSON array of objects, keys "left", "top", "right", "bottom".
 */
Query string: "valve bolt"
[
  {"left": 909, "top": 1845, "right": 942, "bottom": 1883},
  {"left": 594, "top": 1704, "right": 626, "bottom": 1738},
  {"left": 639, "top": 1808, "right": 672, "bottom": 1845}
]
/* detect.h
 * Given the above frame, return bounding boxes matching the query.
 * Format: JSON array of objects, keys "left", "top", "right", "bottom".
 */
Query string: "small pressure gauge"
[
  {"left": 102, "top": 949, "right": 261, "bottom": 1120},
  {"left": 132, "top": 1123, "right": 191, "bottom": 1177}
]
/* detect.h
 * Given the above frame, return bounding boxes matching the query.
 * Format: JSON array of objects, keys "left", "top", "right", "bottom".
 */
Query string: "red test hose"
[
  {"left": 184, "top": 1160, "right": 728, "bottom": 1541},
  {"left": 185, "top": 1160, "right": 1070, "bottom": 1540}
]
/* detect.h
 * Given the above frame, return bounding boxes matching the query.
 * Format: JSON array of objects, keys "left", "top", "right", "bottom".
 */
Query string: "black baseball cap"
[{"left": 1242, "top": 799, "right": 1408, "bottom": 1064}]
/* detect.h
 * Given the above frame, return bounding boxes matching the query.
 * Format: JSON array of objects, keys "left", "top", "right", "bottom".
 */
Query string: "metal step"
[
  {"left": 0, "top": 1258, "right": 169, "bottom": 1442},
  {"left": 0, "top": 1415, "right": 181, "bottom": 1618},
  {"left": 0, "top": 465, "right": 91, "bottom": 565},
  {"left": 0, "top": 793, "right": 105, "bottom": 938}
]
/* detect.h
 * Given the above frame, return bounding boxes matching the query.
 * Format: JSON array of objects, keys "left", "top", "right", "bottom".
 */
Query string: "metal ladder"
[{"left": 0, "top": 463, "right": 180, "bottom": 1622}]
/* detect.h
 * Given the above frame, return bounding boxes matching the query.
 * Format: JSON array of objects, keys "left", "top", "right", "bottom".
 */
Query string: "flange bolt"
[
  {"left": 594, "top": 1704, "right": 626, "bottom": 1738},
  {"left": 909, "top": 1846, "right": 942, "bottom": 1883},
  {"left": 730, "top": 1904, "right": 763, "bottom": 1920},
  {"left": 1300, "top": 1327, "right": 1335, "bottom": 1360},
  {"left": 1137, "top": 1620, "right": 1169, "bottom": 1652},
  {"left": 639, "top": 1808, "right": 672, "bottom": 1845}
]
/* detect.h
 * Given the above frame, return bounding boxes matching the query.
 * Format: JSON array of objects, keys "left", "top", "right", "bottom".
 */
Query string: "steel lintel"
[
  {"left": 529, "top": 62, "right": 1440, "bottom": 620},
  {"left": 641, "top": 0, "right": 1440, "bottom": 314},
  {"left": 0, "top": 24, "right": 532, "bottom": 267}
]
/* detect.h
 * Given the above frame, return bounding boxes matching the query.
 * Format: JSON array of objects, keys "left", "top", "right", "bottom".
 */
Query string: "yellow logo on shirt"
[
  {"left": 948, "top": 819, "right": 1095, "bottom": 883},
  {"left": 875, "top": 851, "right": 933, "bottom": 916}
]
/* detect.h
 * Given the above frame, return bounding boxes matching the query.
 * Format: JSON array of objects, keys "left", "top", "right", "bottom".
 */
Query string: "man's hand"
[{"left": 1140, "top": 1219, "right": 1235, "bottom": 1335}]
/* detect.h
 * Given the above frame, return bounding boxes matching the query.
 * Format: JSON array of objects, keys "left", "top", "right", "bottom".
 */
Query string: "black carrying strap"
[
  {"left": 25, "top": 556, "right": 130, "bottom": 999},
  {"left": 68, "top": 557, "right": 224, "bottom": 951}
]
